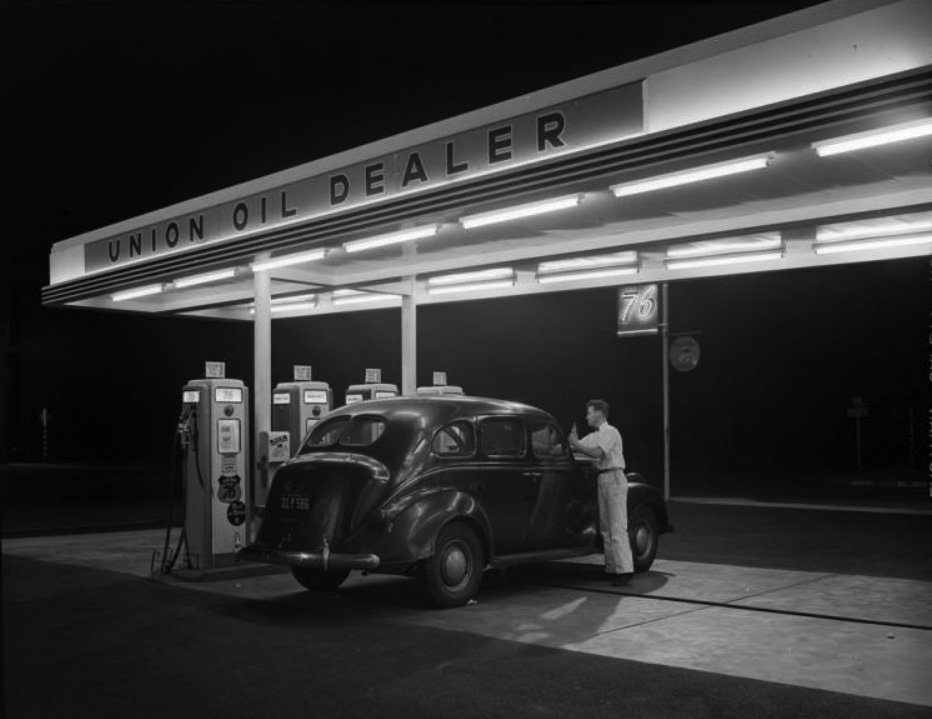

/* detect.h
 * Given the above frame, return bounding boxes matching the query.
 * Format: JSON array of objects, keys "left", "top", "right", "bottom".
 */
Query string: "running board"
[{"left": 489, "top": 547, "right": 595, "bottom": 570}]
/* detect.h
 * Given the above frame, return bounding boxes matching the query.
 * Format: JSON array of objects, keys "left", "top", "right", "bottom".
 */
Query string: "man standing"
[{"left": 568, "top": 399, "right": 633, "bottom": 586}]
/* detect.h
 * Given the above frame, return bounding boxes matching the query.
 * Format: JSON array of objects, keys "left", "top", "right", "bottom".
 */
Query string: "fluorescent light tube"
[
  {"left": 666, "top": 251, "right": 783, "bottom": 271},
  {"left": 111, "top": 284, "right": 164, "bottom": 302},
  {"left": 428, "top": 268, "right": 514, "bottom": 286},
  {"left": 537, "top": 267, "right": 638, "bottom": 284},
  {"left": 343, "top": 225, "right": 440, "bottom": 253},
  {"left": 816, "top": 220, "right": 932, "bottom": 242},
  {"left": 611, "top": 154, "right": 773, "bottom": 197},
  {"left": 666, "top": 236, "right": 782, "bottom": 259},
  {"left": 812, "top": 118, "right": 932, "bottom": 157},
  {"left": 251, "top": 249, "right": 327, "bottom": 272},
  {"left": 427, "top": 280, "right": 515, "bottom": 296},
  {"left": 538, "top": 251, "right": 637, "bottom": 273},
  {"left": 460, "top": 195, "right": 581, "bottom": 229},
  {"left": 814, "top": 234, "right": 932, "bottom": 255},
  {"left": 173, "top": 268, "right": 238, "bottom": 289},
  {"left": 332, "top": 293, "right": 401, "bottom": 306},
  {"left": 250, "top": 301, "right": 320, "bottom": 315}
]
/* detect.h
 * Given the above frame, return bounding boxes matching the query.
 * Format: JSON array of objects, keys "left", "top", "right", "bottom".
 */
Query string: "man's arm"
[{"left": 568, "top": 428, "right": 605, "bottom": 459}]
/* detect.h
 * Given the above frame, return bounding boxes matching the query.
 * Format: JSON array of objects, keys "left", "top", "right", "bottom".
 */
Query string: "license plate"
[{"left": 280, "top": 494, "right": 310, "bottom": 511}]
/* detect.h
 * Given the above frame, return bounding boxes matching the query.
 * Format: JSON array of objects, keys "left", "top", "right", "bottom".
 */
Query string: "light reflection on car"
[{"left": 237, "top": 396, "right": 672, "bottom": 607}]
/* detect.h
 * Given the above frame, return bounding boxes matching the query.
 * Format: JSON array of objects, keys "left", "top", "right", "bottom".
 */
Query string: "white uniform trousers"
[{"left": 598, "top": 469, "right": 633, "bottom": 574}]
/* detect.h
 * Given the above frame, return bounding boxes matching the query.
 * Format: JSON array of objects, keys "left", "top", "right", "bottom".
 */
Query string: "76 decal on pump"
[{"left": 617, "top": 284, "right": 660, "bottom": 336}]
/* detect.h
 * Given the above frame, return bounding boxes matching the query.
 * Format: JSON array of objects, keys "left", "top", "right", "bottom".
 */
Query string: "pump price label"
[
  {"left": 365, "top": 368, "right": 382, "bottom": 383},
  {"left": 215, "top": 387, "right": 243, "bottom": 403},
  {"left": 293, "top": 365, "right": 313, "bottom": 381},
  {"left": 182, "top": 390, "right": 200, "bottom": 404},
  {"left": 345, "top": 394, "right": 364, "bottom": 404},
  {"left": 374, "top": 391, "right": 396, "bottom": 399},
  {"left": 303, "top": 390, "right": 328, "bottom": 404},
  {"left": 433, "top": 371, "right": 447, "bottom": 386},
  {"left": 273, "top": 393, "right": 291, "bottom": 405}
]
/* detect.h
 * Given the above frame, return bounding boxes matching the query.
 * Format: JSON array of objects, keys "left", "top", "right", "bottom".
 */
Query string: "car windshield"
[{"left": 301, "top": 415, "right": 387, "bottom": 453}]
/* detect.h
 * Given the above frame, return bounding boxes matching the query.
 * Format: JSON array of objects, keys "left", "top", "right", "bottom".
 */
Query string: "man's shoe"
[{"left": 611, "top": 573, "right": 633, "bottom": 587}]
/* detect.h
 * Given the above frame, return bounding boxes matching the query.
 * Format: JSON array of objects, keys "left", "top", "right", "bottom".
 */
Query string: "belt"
[{"left": 596, "top": 467, "right": 624, "bottom": 474}]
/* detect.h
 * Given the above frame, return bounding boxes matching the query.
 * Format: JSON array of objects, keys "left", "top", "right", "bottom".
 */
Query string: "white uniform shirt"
[{"left": 580, "top": 422, "right": 626, "bottom": 471}]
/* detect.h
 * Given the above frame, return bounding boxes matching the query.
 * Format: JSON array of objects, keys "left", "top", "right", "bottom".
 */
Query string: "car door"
[
  {"left": 477, "top": 416, "right": 534, "bottom": 555},
  {"left": 526, "top": 421, "right": 579, "bottom": 548}
]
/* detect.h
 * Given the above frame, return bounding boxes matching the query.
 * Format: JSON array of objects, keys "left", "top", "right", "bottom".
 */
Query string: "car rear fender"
[
  {"left": 387, "top": 488, "right": 494, "bottom": 563},
  {"left": 627, "top": 477, "right": 673, "bottom": 534}
]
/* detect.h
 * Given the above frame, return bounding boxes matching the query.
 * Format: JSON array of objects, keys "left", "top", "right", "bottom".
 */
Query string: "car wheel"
[
  {"left": 629, "top": 505, "right": 659, "bottom": 573},
  {"left": 420, "top": 522, "right": 484, "bottom": 608},
  {"left": 291, "top": 567, "right": 350, "bottom": 590}
]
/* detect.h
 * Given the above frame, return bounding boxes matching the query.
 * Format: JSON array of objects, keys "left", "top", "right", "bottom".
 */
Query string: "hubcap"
[
  {"left": 636, "top": 524, "right": 651, "bottom": 555},
  {"left": 440, "top": 542, "right": 470, "bottom": 588}
]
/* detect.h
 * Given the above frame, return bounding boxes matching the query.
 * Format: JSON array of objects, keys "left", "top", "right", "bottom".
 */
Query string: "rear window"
[
  {"left": 302, "top": 415, "right": 386, "bottom": 452},
  {"left": 432, "top": 421, "right": 475, "bottom": 457},
  {"left": 479, "top": 417, "right": 525, "bottom": 457}
]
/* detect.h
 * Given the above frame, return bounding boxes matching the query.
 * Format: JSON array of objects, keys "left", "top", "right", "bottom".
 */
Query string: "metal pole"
[
  {"left": 661, "top": 283, "right": 670, "bottom": 502},
  {"left": 401, "top": 276, "right": 417, "bottom": 396},
  {"left": 253, "top": 255, "right": 272, "bottom": 522}
]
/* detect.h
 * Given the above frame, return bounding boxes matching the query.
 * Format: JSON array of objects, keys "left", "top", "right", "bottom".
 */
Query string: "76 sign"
[{"left": 617, "top": 284, "right": 661, "bottom": 336}]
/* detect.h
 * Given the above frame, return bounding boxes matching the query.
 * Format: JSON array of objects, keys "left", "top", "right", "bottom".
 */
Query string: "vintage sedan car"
[{"left": 237, "top": 396, "right": 672, "bottom": 607}]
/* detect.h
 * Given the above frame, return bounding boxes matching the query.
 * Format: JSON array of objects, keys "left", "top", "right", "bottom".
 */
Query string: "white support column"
[
  {"left": 401, "top": 276, "right": 417, "bottom": 395},
  {"left": 253, "top": 254, "right": 272, "bottom": 511},
  {"left": 661, "top": 282, "right": 670, "bottom": 502}
]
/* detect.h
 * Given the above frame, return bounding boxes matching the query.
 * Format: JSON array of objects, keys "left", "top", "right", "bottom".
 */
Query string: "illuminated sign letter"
[
  {"left": 166, "top": 222, "right": 179, "bottom": 247},
  {"left": 330, "top": 174, "right": 349, "bottom": 205},
  {"left": 446, "top": 141, "right": 468, "bottom": 176},
  {"left": 401, "top": 152, "right": 429, "bottom": 187},
  {"left": 108, "top": 239, "right": 121, "bottom": 263},
  {"left": 537, "top": 112, "right": 566, "bottom": 152},
  {"left": 129, "top": 232, "right": 142, "bottom": 257},
  {"left": 488, "top": 126, "right": 513, "bottom": 164},
  {"left": 260, "top": 196, "right": 268, "bottom": 224},
  {"left": 365, "top": 163, "right": 385, "bottom": 197},
  {"left": 280, "top": 191, "right": 297, "bottom": 218},
  {"left": 189, "top": 214, "right": 204, "bottom": 241},
  {"left": 233, "top": 202, "right": 249, "bottom": 231},
  {"left": 150, "top": 227, "right": 158, "bottom": 253}
]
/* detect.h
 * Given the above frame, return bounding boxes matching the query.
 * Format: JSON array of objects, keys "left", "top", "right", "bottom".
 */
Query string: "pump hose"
[
  {"left": 167, "top": 415, "right": 205, "bottom": 571},
  {"left": 157, "top": 412, "right": 185, "bottom": 575}
]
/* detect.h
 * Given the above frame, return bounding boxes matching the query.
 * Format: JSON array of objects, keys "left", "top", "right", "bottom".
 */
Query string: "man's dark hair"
[{"left": 586, "top": 399, "right": 610, "bottom": 417}]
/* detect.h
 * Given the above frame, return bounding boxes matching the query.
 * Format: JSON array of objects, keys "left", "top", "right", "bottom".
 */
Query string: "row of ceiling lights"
[{"left": 113, "top": 117, "right": 932, "bottom": 304}]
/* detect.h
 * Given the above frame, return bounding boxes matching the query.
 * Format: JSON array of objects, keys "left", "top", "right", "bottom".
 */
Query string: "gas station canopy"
[{"left": 44, "top": 0, "right": 931, "bottom": 319}]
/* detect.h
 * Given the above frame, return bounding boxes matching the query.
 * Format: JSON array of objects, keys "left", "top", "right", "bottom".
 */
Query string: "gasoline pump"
[
  {"left": 155, "top": 363, "right": 251, "bottom": 576},
  {"left": 259, "top": 368, "right": 333, "bottom": 508},
  {"left": 272, "top": 367, "right": 333, "bottom": 452},
  {"left": 345, "top": 368, "right": 398, "bottom": 405}
]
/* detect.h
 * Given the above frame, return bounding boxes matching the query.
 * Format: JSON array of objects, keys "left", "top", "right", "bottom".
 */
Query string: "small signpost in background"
[
  {"left": 38, "top": 407, "right": 50, "bottom": 461},
  {"left": 294, "top": 365, "right": 312, "bottom": 381},
  {"left": 433, "top": 371, "right": 447, "bottom": 386},
  {"left": 365, "top": 368, "right": 382, "bottom": 384},
  {"left": 847, "top": 396, "right": 868, "bottom": 470}
]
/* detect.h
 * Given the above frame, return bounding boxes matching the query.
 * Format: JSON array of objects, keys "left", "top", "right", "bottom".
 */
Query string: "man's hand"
[{"left": 568, "top": 423, "right": 579, "bottom": 447}]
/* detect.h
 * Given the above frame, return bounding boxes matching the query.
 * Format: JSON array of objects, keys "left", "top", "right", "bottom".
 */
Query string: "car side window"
[
  {"left": 479, "top": 417, "right": 525, "bottom": 458},
  {"left": 431, "top": 420, "right": 475, "bottom": 457},
  {"left": 530, "top": 422, "right": 567, "bottom": 459}
]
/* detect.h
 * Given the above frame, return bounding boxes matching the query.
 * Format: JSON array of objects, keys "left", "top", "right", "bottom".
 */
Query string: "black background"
[{"left": 3, "top": 2, "right": 927, "bottom": 481}]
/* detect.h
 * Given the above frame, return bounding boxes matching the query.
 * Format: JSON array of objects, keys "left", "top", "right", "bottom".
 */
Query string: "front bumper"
[{"left": 237, "top": 544, "right": 380, "bottom": 571}]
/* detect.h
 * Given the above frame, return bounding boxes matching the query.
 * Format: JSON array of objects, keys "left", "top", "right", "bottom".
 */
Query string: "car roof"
[{"left": 327, "top": 395, "right": 556, "bottom": 424}]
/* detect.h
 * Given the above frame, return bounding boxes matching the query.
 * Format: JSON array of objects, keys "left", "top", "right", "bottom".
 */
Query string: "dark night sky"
[{"left": 7, "top": 1, "right": 927, "bottom": 473}]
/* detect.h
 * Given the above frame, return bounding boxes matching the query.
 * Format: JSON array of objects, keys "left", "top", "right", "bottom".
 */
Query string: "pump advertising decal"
[{"left": 83, "top": 82, "right": 643, "bottom": 273}]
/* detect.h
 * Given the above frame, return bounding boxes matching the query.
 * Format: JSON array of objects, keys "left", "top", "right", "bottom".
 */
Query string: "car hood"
[{"left": 256, "top": 452, "right": 391, "bottom": 552}]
